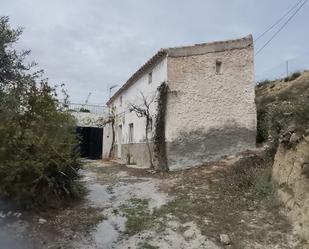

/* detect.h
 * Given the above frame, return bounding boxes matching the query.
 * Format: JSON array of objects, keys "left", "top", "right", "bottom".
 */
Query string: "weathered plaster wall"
[
  {"left": 272, "top": 140, "right": 309, "bottom": 242},
  {"left": 117, "top": 143, "right": 153, "bottom": 167},
  {"left": 102, "top": 122, "right": 114, "bottom": 159},
  {"left": 165, "top": 38, "right": 256, "bottom": 170},
  {"left": 102, "top": 57, "right": 167, "bottom": 165}
]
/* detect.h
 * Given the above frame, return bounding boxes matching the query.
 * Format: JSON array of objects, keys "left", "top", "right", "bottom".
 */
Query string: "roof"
[{"left": 106, "top": 34, "right": 253, "bottom": 106}]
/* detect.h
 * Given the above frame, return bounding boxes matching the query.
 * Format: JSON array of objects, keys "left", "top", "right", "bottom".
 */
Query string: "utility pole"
[{"left": 286, "top": 60, "right": 289, "bottom": 77}]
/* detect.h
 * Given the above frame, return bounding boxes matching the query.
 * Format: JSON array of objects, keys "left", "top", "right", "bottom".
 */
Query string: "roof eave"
[
  {"left": 106, "top": 34, "right": 253, "bottom": 106},
  {"left": 106, "top": 49, "right": 167, "bottom": 106}
]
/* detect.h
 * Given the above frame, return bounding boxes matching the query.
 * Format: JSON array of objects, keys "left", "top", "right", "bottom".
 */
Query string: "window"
[
  {"left": 148, "top": 71, "right": 152, "bottom": 84},
  {"left": 216, "top": 60, "right": 222, "bottom": 74},
  {"left": 147, "top": 118, "right": 153, "bottom": 133},
  {"left": 120, "top": 96, "right": 123, "bottom": 106},
  {"left": 129, "top": 123, "right": 134, "bottom": 143},
  {"left": 117, "top": 125, "right": 122, "bottom": 144}
]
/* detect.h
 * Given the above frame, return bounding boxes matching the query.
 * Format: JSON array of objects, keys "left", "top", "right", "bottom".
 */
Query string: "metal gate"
[{"left": 76, "top": 127, "right": 103, "bottom": 160}]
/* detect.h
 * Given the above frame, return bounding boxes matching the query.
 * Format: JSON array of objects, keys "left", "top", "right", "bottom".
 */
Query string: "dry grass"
[
  {"left": 117, "top": 151, "right": 300, "bottom": 248},
  {"left": 256, "top": 70, "right": 309, "bottom": 143},
  {"left": 154, "top": 154, "right": 296, "bottom": 248}
]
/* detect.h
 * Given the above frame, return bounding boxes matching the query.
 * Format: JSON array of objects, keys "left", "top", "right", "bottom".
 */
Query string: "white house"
[{"left": 103, "top": 35, "right": 256, "bottom": 171}]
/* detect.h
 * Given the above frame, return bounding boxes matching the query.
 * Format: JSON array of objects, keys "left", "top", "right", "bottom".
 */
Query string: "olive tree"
[{"left": 0, "top": 16, "right": 82, "bottom": 207}]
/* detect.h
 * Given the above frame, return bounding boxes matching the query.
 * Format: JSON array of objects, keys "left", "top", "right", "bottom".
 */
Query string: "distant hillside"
[{"left": 255, "top": 70, "right": 309, "bottom": 143}]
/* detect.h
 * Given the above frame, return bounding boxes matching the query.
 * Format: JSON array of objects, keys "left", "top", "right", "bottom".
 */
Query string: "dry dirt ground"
[{"left": 0, "top": 158, "right": 307, "bottom": 249}]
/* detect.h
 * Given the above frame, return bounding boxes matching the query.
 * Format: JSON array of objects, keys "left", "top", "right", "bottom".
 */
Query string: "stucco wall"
[
  {"left": 165, "top": 40, "right": 256, "bottom": 170},
  {"left": 102, "top": 57, "right": 167, "bottom": 163},
  {"left": 116, "top": 143, "right": 153, "bottom": 167},
  {"left": 102, "top": 122, "right": 114, "bottom": 159}
]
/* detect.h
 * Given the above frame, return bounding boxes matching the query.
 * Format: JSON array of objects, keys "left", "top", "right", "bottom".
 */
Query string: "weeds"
[
  {"left": 120, "top": 198, "right": 153, "bottom": 236},
  {"left": 284, "top": 71, "right": 301, "bottom": 82},
  {"left": 223, "top": 146, "right": 277, "bottom": 198},
  {"left": 254, "top": 167, "right": 274, "bottom": 197},
  {"left": 257, "top": 100, "right": 309, "bottom": 144},
  {"left": 256, "top": 70, "right": 309, "bottom": 144},
  {"left": 52, "top": 206, "right": 105, "bottom": 235}
]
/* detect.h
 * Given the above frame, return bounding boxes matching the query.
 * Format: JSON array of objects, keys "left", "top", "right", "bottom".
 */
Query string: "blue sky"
[{"left": 1, "top": 0, "right": 308, "bottom": 104}]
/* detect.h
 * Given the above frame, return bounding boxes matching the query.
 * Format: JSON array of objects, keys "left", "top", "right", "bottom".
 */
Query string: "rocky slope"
[{"left": 256, "top": 70, "right": 309, "bottom": 242}]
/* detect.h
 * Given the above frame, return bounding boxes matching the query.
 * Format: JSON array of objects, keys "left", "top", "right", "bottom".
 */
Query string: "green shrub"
[
  {"left": 256, "top": 107, "right": 269, "bottom": 143},
  {"left": 0, "top": 16, "right": 82, "bottom": 207},
  {"left": 284, "top": 71, "right": 301, "bottom": 82},
  {"left": 257, "top": 100, "right": 309, "bottom": 144},
  {"left": 79, "top": 107, "right": 90, "bottom": 113},
  {"left": 256, "top": 71, "right": 309, "bottom": 144}
]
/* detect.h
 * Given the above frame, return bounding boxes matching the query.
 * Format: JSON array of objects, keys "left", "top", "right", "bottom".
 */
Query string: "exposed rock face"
[
  {"left": 219, "top": 234, "right": 231, "bottom": 245},
  {"left": 302, "top": 163, "right": 309, "bottom": 178},
  {"left": 272, "top": 138, "right": 309, "bottom": 242},
  {"left": 289, "top": 133, "right": 300, "bottom": 145}
]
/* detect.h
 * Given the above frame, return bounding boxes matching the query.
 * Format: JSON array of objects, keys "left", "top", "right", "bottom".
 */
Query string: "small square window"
[
  {"left": 148, "top": 71, "right": 152, "bottom": 84},
  {"left": 216, "top": 60, "right": 222, "bottom": 74}
]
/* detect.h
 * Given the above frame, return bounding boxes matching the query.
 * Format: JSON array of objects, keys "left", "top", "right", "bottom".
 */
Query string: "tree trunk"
[
  {"left": 145, "top": 118, "right": 153, "bottom": 168},
  {"left": 108, "top": 118, "right": 115, "bottom": 158}
]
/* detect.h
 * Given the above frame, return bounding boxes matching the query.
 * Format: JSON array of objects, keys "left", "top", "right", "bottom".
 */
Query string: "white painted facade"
[
  {"left": 103, "top": 57, "right": 167, "bottom": 159},
  {"left": 103, "top": 35, "right": 256, "bottom": 170}
]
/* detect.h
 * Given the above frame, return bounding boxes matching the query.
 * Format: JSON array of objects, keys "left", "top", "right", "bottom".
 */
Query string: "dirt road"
[{"left": 0, "top": 159, "right": 306, "bottom": 249}]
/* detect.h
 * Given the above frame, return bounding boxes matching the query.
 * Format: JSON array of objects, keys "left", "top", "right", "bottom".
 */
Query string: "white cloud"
[{"left": 1, "top": 0, "right": 308, "bottom": 102}]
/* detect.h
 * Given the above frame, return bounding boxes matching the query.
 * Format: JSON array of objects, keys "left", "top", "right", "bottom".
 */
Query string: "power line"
[
  {"left": 254, "top": 0, "right": 305, "bottom": 42},
  {"left": 258, "top": 50, "right": 309, "bottom": 75},
  {"left": 255, "top": 0, "right": 308, "bottom": 56}
]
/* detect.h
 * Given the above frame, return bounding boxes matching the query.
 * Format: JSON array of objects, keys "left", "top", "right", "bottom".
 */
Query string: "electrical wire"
[
  {"left": 255, "top": 0, "right": 308, "bottom": 56},
  {"left": 254, "top": 0, "right": 305, "bottom": 42}
]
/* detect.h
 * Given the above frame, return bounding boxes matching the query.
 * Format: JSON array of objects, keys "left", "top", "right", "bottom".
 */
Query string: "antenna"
[
  {"left": 109, "top": 85, "right": 118, "bottom": 99},
  {"left": 85, "top": 92, "right": 91, "bottom": 105}
]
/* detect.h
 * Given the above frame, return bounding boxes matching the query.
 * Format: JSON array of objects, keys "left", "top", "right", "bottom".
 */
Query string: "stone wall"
[
  {"left": 272, "top": 140, "right": 309, "bottom": 242},
  {"left": 165, "top": 36, "right": 256, "bottom": 170},
  {"left": 102, "top": 123, "right": 114, "bottom": 159},
  {"left": 71, "top": 112, "right": 105, "bottom": 128}
]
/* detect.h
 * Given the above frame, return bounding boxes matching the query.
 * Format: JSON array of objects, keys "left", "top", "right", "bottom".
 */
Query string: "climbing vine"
[{"left": 153, "top": 82, "right": 169, "bottom": 172}]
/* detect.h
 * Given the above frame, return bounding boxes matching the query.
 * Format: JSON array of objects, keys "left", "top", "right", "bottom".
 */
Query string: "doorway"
[{"left": 76, "top": 127, "right": 103, "bottom": 160}]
